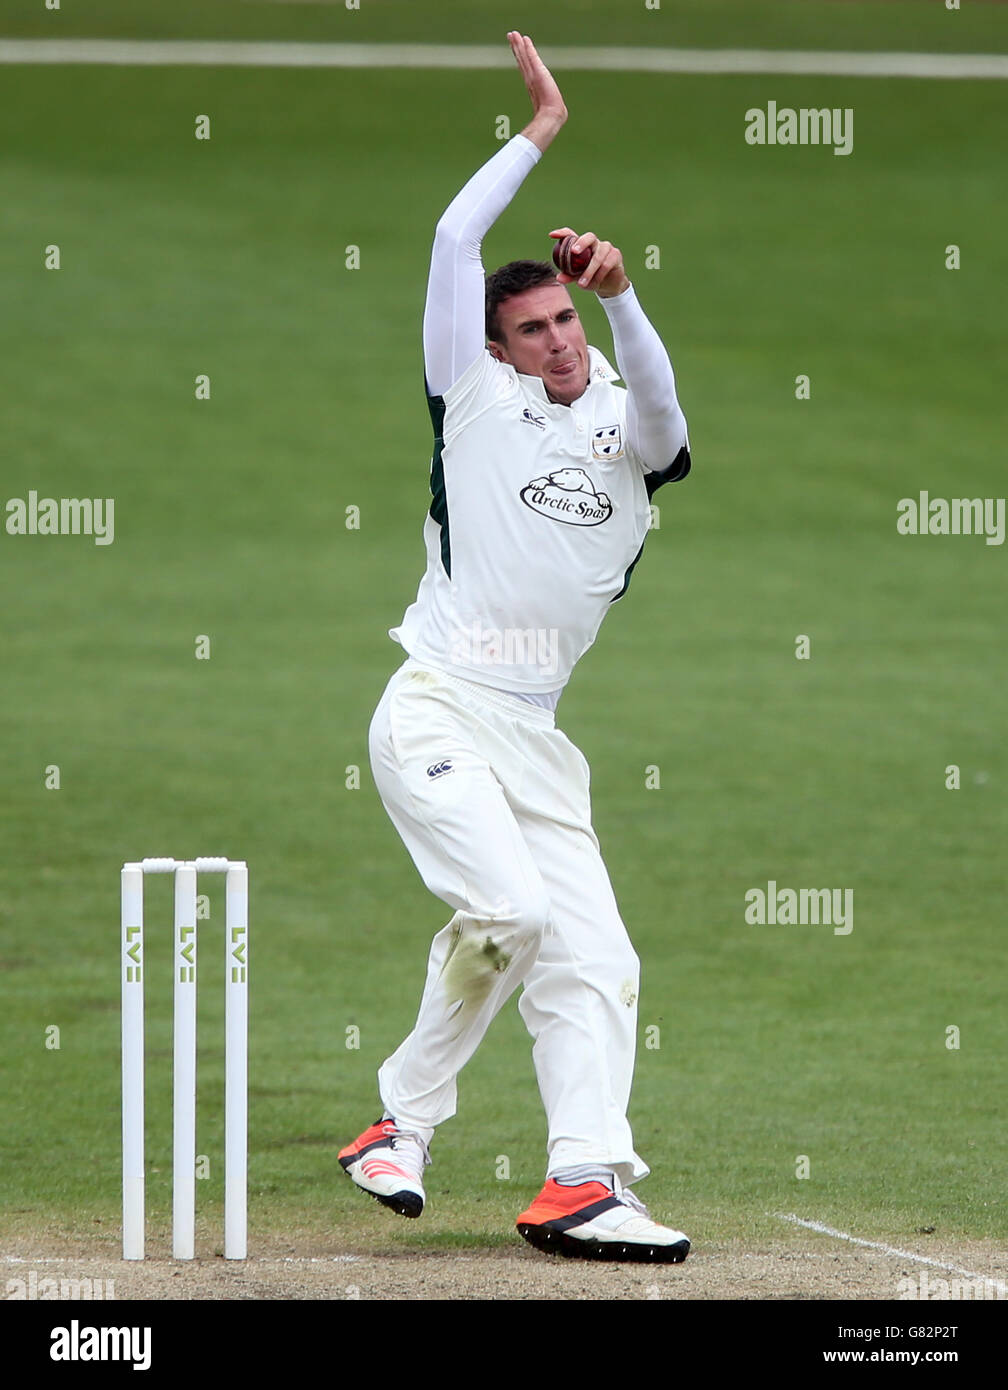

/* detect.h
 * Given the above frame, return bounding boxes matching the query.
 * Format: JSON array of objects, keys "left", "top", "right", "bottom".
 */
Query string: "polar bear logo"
[
  {"left": 520, "top": 468, "right": 613, "bottom": 527},
  {"left": 546, "top": 468, "right": 596, "bottom": 493}
]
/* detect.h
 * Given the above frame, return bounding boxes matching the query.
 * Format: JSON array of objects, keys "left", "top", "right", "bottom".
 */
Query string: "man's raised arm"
[
  {"left": 601, "top": 283, "right": 689, "bottom": 475},
  {"left": 422, "top": 34, "right": 567, "bottom": 399},
  {"left": 550, "top": 224, "right": 689, "bottom": 476}
]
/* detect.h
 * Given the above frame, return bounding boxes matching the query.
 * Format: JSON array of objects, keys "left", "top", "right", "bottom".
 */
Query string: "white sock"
[
  {"left": 550, "top": 1165, "right": 616, "bottom": 1189},
  {"left": 383, "top": 1113, "right": 434, "bottom": 1148}
]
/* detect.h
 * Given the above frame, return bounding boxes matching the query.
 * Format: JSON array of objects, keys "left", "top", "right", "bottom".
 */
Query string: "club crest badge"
[{"left": 592, "top": 424, "right": 623, "bottom": 460}]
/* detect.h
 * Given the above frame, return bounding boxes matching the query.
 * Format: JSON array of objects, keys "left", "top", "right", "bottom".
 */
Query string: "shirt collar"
[{"left": 516, "top": 346, "right": 620, "bottom": 405}]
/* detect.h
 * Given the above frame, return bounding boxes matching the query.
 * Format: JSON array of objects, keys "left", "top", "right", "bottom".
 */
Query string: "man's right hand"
[{"left": 509, "top": 32, "right": 568, "bottom": 153}]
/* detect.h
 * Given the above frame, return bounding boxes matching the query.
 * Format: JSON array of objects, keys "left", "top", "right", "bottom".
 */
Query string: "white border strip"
[
  {"left": 1, "top": 40, "right": 1007, "bottom": 80},
  {"left": 779, "top": 1214, "right": 1008, "bottom": 1292}
]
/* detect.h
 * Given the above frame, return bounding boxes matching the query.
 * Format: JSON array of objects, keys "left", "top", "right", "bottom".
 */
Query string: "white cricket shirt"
[
  {"left": 390, "top": 345, "right": 686, "bottom": 694},
  {"left": 390, "top": 134, "right": 690, "bottom": 703}
]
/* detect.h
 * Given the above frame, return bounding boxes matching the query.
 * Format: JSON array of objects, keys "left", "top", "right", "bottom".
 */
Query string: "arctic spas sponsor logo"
[
  {"left": 426, "top": 760, "right": 454, "bottom": 780},
  {"left": 450, "top": 619, "right": 560, "bottom": 677},
  {"left": 520, "top": 468, "right": 612, "bottom": 527},
  {"left": 745, "top": 101, "right": 854, "bottom": 157},
  {"left": 897, "top": 1270, "right": 1007, "bottom": 1301},
  {"left": 745, "top": 881, "right": 854, "bottom": 936},
  {"left": 897, "top": 492, "right": 1004, "bottom": 546},
  {"left": 5, "top": 491, "right": 115, "bottom": 545},
  {"left": 50, "top": 1319, "right": 151, "bottom": 1371}
]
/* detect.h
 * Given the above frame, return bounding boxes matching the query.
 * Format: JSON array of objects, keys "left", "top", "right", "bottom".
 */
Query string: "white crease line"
[
  {"left": 2, "top": 1257, "right": 80, "bottom": 1265},
  {"left": 3, "top": 1253, "right": 362, "bottom": 1265},
  {"left": 778, "top": 1213, "right": 1008, "bottom": 1293},
  {"left": 0, "top": 40, "right": 1007, "bottom": 80},
  {"left": 280, "top": 1255, "right": 362, "bottom": 1264}
]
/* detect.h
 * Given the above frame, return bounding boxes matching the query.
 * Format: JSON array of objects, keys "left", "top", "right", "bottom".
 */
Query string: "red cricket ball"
[{"left": 552, "top": 234, "right": 592, "bottom": 278}]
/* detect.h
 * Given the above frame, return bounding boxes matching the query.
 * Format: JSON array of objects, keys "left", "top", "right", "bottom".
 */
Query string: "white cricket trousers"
[{"left": 368, "top": 657, "right": 648, "bottom": 1183}]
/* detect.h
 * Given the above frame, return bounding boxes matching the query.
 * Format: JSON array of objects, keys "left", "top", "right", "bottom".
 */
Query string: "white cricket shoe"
[
  {"left": 339, "top": 1117, "right": 430, "bottom": 1218},
  {"left": 516, "top": 1178, "right": 690, "bottom": 1263}
]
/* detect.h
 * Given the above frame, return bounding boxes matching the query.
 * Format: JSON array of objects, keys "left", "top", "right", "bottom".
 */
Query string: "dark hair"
[{"left": 485, "top": 260, "right": 559, "bottom": 342}]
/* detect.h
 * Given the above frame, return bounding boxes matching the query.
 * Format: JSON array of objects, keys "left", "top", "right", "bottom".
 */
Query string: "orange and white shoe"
[
  {"left": 339, "top": 1118, "right": 430, "bottom": 1218},
  {"left": 516, "top": 1179, "right": 690, "bottom": 1263}
]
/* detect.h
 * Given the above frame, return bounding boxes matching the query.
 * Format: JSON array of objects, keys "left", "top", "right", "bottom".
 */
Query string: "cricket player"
[{"left": 340, "top": 33, "right": 692, "bottom": 1263}]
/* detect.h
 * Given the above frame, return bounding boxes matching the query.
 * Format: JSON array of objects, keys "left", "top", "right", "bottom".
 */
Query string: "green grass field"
[
  {"left": 6, "top": 0, "right": 1008, "bottom": 52},
  {"left": 1, "top": 1, "right": 1006, "bottom": 1269}
]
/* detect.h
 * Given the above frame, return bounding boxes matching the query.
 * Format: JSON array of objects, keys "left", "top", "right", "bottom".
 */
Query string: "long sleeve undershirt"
[
  {"left": 423, "top": 136, "right": 540, "bottom": 397},
  {"left": 600, "top": 284, "right": 688, "bottom": 470},
  {"left": 422, "top": 134, "right": 688, "bottom": 472}
]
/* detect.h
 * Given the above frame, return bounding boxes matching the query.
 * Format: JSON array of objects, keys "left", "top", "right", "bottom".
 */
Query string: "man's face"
[{"left": 489, "top": 284, "right": 590, "bottom": 405}]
